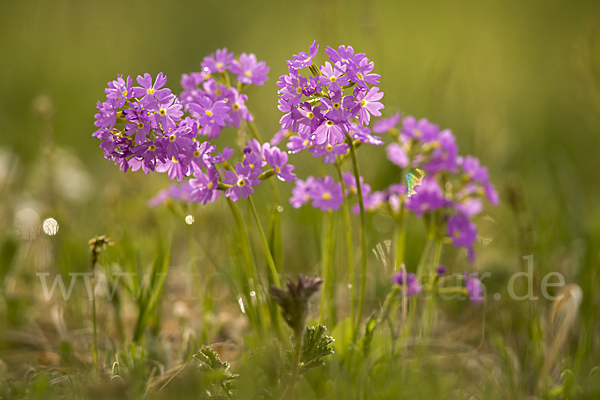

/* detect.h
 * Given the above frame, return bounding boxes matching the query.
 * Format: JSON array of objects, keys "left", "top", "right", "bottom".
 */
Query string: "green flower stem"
[
  {"left": 248, "top": 196, "right": 281, "bottom": 288},
  {"left": 89, "top": 247, "right": 101, "bottom": 375},
  {"left": 226, "top": 199, "right": 262, "bottom": 332},
  {"left": 285, "top": 331, "right": 304, "bottom": 398},
  {"left": 404, "top": 234, "right": 435, "bottom": 341},
  {"left": 91, "top": 269, "right": 98, "bottom": 374},
  {"left": 394, "top": 222, "right": 406, "bottom": 274},
  {"left": 394, "top": 206, "right": 407, "bottom": 272},
  {"left": 345, "top": 132, "right": 368, "bottom": 335},
  {"left": 267, "top": 178, "right": 283, "bottom": 275},
  {"left": 337, "top": 139, "right": 362, "bottom": 164},
  {"left": 247, "top": 196, "right": 286, "bottom": 340},
  {"left": 424, "top": 239, "right": 443, "bottom": 338},
  {"left": 319, "top": 211, "right": 335, "bottom": 325},
  {"left": 335, "top": 162, "right": 356, "bottom": 332},
  {"left": 246, "top": 122, "right": 283, "bottom": 276},
  {"left": 415, "top": 231, "right": 435, "bottom": 279},
  {"left": 376, "top": 285, "right": 401, "bottom": 328},
  {"left": 393, "top": 207, "right": 408, "bottom": 329},
  {"left": 376, "top": 285, "right": 401, "bottom": 359}
]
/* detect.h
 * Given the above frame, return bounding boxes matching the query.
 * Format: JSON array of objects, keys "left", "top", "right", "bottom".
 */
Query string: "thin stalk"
[
  {"left": 424, "top": 239, "right": 443, "bottom": 338},
  {"left": 226, "top": 200, "right": 260, "bottom": 286},
  {"left": 88, "top": 246, "right": 101, "bottom": 375},
  {"left": 319, "top": 211, "right": 335, "bottom": 325},
  {"left": 393, "top": 207, "right": 408, "bottom": 328},
  {"left": 377, "top": 285, "right": 401, "bottom": 357},
  {"left": 267, "top": 178, "right": 283, "bottom": 275},
  {"left": 399, "top": 264, "right": 408, "bottom": 331},
  {"left": 345, "top": 132, "right": 367, "bottom": 335},
  {"left": 247, "top": 196, "right": 285, "bottom": 341},
  {"left": 335, "top": 163, "right": 356, "bottom": 331},
  {"left": 394, "top": 208, "right": 407, "bottom": 273},
  {"left": 248, "top": 196, "right": 281, "bottom": 287},
  {"left": 246, "top": 122, "right": 283, "bottom": 276},
  {"left": 91, "top": 270, "right": 98, "bottom": 374},
  {"left": 404, "top": 235, "right": 434, "bottom": 341},
  {"left": 285, "top": 332, "right": 304, "bottom": 398},
  {"left": 415, "top": 233, "right": 435, "bottom": 280},
  {"left": 376, "top": 285, "right": 400, "bottom": 327},
  {"left": 226, "top": 199, "right": 262, "bottom": 332}
]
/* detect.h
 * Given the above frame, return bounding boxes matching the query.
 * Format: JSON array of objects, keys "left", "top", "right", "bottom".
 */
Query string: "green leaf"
[
  {"left": 194, "top": 345, "right": 238, "bottom": 397},
  {"left": 360, "top": 314, "right": 377, "bottom": 357},
  {"left": 298, "top": 325, "right": 334, "bottom": 373}
]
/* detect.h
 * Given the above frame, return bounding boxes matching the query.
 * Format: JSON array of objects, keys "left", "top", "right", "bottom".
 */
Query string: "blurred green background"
[
  {"left": 2, "top": 0, "right": 600, "bottom": 211},
  {"left": 3, "top": 0, "right": 600, "bottom": 270}
]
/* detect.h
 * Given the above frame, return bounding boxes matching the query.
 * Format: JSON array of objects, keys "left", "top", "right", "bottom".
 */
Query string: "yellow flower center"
[
  {"left": 137, "top": 122, "right": 144, "bottom": 129},
  {"left": 322, "top": 192, "right": 331, "bottom": 200},
  {"left": 303, "top": 139, "right": 309, "bottom": 146},
  {"left": 307, "top": 112, "right": 314, "bottom": 119},
  {"left": 205, "top": 110, "right": 213, "bottom": 116},
  {"left": 193, "top": 151, "right": 201, "bottom": 157},
  {"left": 149, "top": 145, "right": 156, "bottom": 151},
  {"left": 169, "top": 134, "right": 176, "bottom": 142},
  {"left": 276, "top": 166, "right": 281, "bottom": 173},
  {"left": 296, "top": 87, "right": 302, "bottom": 94},
  {"left": 330, "top": 76, "right": 337, "bottom": 83},
  {"left": 326, "top": 144, "right": 333, "bottom": 151},
  {"left": 216, "top": 89, "right": 222, "bottom": 96},
  {"left": 454, "top": 230, "right": 461, "bottom": 238},
  {"left": 333, "top": 102, "right": 340, "bottom": 109},
  {"left": 148, "top": 88, "right": 155, "bottom": 95},
  {"left": 245, "top": 71, "right": 252, "bottom": 77},
  {"left": 159, "top": 108, "right": 166, "bottom": 116},
  {"left": 357, "top": 72, "right": 364, "bottom": 80},
  {"left": 216, "top": 62, "right": 223, "bottom": 69},
  {"left": 208, "top": 181, "right": 213, "bottom": 189},
  {"left": 122, "top": 90, "right": 128, "bottom": 97},
  {"left": 284, "top": 130, "right": 292, "bottom": 137},
  {"left": 172, "top": 157, "right": 178, "bottom": 163},
  {"left": 233, "top": 103, "right": 240, "bottom": 110},
  {"left": 326, "top": 120, "right": 334, "bottom": 127},
  {"left": 360, "top": 100, "right": 366, "bottom": 107},
  {"left": 414, "top": 129, "right": 422, "bottom": 138},
  {"left": 237, "top": 178, "right": 245, "bottom": 187},
  {"left": 249, "top": 164, "right": 254, "bottom": 169}
]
